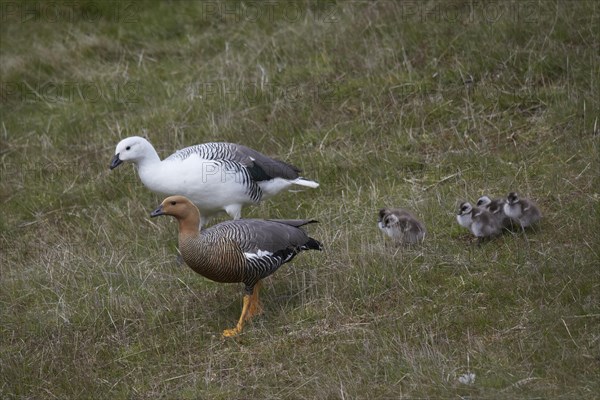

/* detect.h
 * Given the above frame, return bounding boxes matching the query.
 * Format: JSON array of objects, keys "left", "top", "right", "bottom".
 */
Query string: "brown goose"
[{"left": 150, "top": 195, "right": 322, "bottom": 337}]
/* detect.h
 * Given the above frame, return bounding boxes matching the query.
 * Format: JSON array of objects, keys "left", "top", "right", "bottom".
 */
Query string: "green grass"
[{"left": 1, "top": 0, "right": 599, "bottom": 398}]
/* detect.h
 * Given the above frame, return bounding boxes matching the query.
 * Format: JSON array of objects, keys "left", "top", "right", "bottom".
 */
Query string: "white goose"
[{"left": 110, "top": 136, "right": 319, "bottom": 225}]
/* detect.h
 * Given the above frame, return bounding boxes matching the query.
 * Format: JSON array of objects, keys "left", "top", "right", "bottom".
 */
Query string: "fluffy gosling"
[
  {"left": 477, "top": 195, "right": 515, "bottom": 230},
  {"left": 378, "top": 208, "right": 426, "bottom": 245},
  {"left": 470, "top": 206, "right": 502, "bottom": 243},
  {"left": 503, "top": 192, "right": 542, "bottom": 229}
]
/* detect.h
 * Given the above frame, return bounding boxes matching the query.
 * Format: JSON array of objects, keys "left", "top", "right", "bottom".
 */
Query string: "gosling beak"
[
  {"left": 150, "top": 205, "right": 165, "bottom": 218},
  {"left": 110, "top": 153, "right": 123, "bottom": 170}
]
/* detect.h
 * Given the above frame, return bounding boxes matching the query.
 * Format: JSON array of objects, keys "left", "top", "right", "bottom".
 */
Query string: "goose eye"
[
  {"left": 170, "top": 201, "right": 176, "bottom": 206},
  {"left": 126, "top": 146, "right": 131, "bottom": 151}
]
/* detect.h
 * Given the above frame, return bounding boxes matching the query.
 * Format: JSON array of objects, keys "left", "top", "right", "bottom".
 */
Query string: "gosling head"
[
  {"left": 457, "top": 201, "right": 473, "bottom": 216},
  {"left": 476, "top": 195, "right": 492, "bottom": 208},
  {"left": 378, "top": 208, "right": 400, "bottom": 229},
  {"left": 506, "top": 192, "right": 519, "bottom": 205}
]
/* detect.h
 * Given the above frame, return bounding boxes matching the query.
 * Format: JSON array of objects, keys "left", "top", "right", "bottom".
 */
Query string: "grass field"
[{"left": 1, "top": 0, "right": 599, "bottom": 398}]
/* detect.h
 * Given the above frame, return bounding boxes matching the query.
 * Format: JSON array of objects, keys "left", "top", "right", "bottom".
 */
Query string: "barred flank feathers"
[
  {"left": 152, "top": 196, "right": 321, "bottom": 300},
  {"left": 167, "top": 142, "right": 301, "bottom": 181}
]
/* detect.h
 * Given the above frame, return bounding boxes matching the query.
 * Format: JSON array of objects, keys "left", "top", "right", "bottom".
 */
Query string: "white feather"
[{"left": 244, "top": 250, "right": 273, "bottom": 260}]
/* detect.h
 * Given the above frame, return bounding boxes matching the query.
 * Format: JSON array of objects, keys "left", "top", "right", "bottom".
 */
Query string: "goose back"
[
  {"left": 179, "top": 219, "right": 321, "bottom": 292},
  {"left": 165, "top": 142, "right": 301, "bottom": 181}
]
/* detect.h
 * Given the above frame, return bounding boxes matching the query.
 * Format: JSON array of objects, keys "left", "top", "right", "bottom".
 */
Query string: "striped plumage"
[
  {"left": 166, "top": 142, "right": 301, "bottom": 181},
  {"left": 150, "top": 195, "right": 322, "bottom": 337},
  {"left": 111, "top": 136, "right": 319, "bottom": 226},
  {"left": 179, "top": 219, "right": 320, "bottom": 289}
]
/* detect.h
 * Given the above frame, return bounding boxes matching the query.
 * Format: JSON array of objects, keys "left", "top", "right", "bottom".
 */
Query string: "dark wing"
[
  {"left": 202, "top": 219, "right": 321, "bottom": 288},
  {"left": 228, "top": 143, "right": 301, "bottom": 181},
  {"left": 203, "top": 219, "right": 321, "bottom": 255},
  {"left": 266, "top": 219, "right": 318, "bottom": 228}
]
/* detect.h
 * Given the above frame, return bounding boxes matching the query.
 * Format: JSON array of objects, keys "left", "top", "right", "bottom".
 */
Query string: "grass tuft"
[{"left": 1, "top": 0, "right": 599, "bottom": 398}]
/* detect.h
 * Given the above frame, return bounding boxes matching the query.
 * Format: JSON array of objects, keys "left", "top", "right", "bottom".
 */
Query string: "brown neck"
[{"left": 177, "top": 213, "right": 201, "bottom": 238}]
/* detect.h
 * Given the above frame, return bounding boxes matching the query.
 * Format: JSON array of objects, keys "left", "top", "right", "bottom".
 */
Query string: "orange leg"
[
  {"left": 222, "top": 294, "right": 251, "bottom": 337},
  {"left": 246, "top": 281, "right": 263, "bottom": 319},
  {"left": 222, "top": 282, "right": 263, "bottom": 337}
]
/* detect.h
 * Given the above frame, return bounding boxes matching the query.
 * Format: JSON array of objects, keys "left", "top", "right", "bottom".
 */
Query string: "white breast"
[
  {"left": 503, "top": 203, "right": 521, "bottom": 219},
  {"left": 470, "top": 221, "right": 485, "bottom": 237},
  {"left": 457, "top": 213, "right": 472, "bottom": 228},
  {"left": 139, "top": 156, "right": 257, "bottom": 213}
]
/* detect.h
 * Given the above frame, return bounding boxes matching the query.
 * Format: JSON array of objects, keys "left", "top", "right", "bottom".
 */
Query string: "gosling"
[
  {"left": 378, "top": 208, "right": 426, "bottom": 245},
  {"left": 503, "top": 192, "right": 542, "bottom": 229}
]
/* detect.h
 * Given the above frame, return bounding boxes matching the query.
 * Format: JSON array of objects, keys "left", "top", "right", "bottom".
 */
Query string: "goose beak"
[
  {"left": 150, "top": 205, "right": 164, "bottom": 217},
  {"left": 110, "top": 153, "right": 123, "bottom": 170}
]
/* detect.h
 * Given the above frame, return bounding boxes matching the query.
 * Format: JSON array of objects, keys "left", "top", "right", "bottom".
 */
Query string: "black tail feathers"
[{"left": 304, "top": 237, "right": 323, "bottom": 251}]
